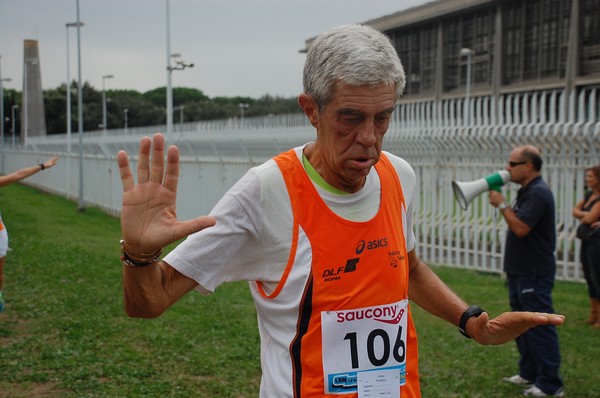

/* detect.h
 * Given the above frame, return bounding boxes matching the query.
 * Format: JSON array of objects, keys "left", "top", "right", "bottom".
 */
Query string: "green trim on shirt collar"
[{"left": 302, "top": 152, "right": 349, "bottom": 195}]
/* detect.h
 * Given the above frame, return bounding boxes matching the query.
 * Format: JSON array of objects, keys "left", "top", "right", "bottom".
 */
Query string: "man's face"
[
  {"left": 303, "top": 82, "right": 396, "bottom": 193},
  {"left": 506, "top": 149, "right": 529, "bottom": 184}
]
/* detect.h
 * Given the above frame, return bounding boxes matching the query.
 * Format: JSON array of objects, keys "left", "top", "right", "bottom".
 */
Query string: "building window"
[
  {"left": 502, "top": 0, "right": 570, "bottom": 84},
  {"left": 442, "top": 8, "right": 496, "bottom": 93},
  {"left": 391, "top": 25, "right": 437, "bottom": 96},
  {"left": 581, "top": 0, "right": 600, "bottom": 75},
  {"left": 443, "top": 18, "right": 461, "bottom": 91}
]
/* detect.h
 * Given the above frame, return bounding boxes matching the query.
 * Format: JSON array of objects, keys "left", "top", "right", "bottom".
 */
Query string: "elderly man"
[{"left": 118, "top": 25, "right": 564, "bottom": 398}]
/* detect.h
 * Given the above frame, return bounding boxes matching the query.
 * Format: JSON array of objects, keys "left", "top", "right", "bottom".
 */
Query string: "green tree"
[
  {"left": 106, "top": 89, "right": 163, "bottom": 129},
  {"left": 6, "top": 82, "right": 303, "bottom": 136},
  {"left": 43, "top": 85, "right": 67, "bottom": 134},
  {"left": 1, "top": 88, "right": 21, "bottom": 140}
]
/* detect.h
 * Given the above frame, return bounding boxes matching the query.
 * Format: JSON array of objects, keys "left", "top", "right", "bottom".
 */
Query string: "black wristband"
[
  {"left": 458, "top": 305, "right": 485, "bottom": 338},
  {"left": 39, "top": 163, "right": 45, "bottom": 170}
]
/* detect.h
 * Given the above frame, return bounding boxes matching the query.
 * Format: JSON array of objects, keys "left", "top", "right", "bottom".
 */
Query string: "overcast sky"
[{"left": 1, "top": 0, "right": 431, "bottom": 99}]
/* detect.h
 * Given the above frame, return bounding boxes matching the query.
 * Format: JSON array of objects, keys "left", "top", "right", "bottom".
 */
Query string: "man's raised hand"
[{"left": 117, "top": 133, "right": 216, "bottom": 258}]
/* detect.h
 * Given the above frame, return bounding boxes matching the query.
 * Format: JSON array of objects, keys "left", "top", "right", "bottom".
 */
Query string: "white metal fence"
[{"left": 6, "top": 87, "right": 600, "bottom": 282}]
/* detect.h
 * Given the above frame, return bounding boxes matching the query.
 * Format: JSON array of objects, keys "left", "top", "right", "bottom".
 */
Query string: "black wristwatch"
[{"left": 458, "top": 305, "right": 485, "bottom": 338}]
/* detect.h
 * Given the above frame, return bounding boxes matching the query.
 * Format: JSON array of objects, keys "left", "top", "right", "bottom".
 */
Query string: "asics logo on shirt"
[{"left": 355, "top": 237, "right": 388, "bottom": 255}]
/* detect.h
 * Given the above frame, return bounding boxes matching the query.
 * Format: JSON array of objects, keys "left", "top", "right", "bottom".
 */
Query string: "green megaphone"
[{"left": 452, "top": 170, "right": 510, "bottom": 210}]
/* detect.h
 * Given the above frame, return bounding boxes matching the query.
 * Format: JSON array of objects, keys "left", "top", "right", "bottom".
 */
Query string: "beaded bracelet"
[{"left": 120, "top": 239, "right": 162, "bottom": 267}]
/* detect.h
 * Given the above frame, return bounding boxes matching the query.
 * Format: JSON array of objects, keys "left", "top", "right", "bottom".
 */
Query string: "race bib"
[{"left": 321, "top": 299, "right": 409, "bottom": 394}]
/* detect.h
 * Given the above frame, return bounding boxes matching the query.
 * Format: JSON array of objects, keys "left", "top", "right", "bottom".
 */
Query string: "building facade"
[{"left": 305, "top": 0, "right": 599, "bottom": 108}]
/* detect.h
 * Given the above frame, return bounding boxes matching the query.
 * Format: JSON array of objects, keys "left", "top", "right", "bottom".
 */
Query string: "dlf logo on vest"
[{"left": 322, "top": 258, "right": 359, "bottom": 282}]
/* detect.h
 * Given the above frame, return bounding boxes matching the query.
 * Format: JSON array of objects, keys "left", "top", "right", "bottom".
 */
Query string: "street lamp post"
[
  {"left": 166, "top": 0, "right": 173, "bottom": 143},
  {"left": 123, "top": 108, "right": 128, "bottom": 134},
  {"left": 178, "top": 105, "right": 184, "bottom": 124},
  {"left": 66, "top": 22, "right": 84, "bottom": 156},
  {"left": 11, "top": 105, "right": 18, "bottom": 148},
  {"left": 165, "top": 0, "right": 193, "bottom": 144},
  {"left": 101, "top": 74, "right": 113, "bottom": 131},
  {"left": 239, "top": 103, "right": 249, "bottom": 128},
  {"left": 460, "top": 47, "right": 473, "bottom": 125},
  {"left": 0, "top": 55, "right": 11, "bottom": 174},
  {"left": 75, "top": 0, "right": 85, "bottom": 212},
  {"left": 66, "top": 21, "right": 83, "bottom": 201},
  {"left": 167, "top": 54, "right": 193, "bottom": 141},
  {"left": 0, "top": 77, "right": 12, "bottom": 174}
]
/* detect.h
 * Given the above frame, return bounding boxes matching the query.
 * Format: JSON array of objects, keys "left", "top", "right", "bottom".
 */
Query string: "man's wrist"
[
  {"left": 497, "top": 201, "right": 509, "bottom": 210},
  {"left": 458, "top": 305, "right": 485, "bottom": 338},
  {"left": 120, "top": 239, "right": 162, "bottom": 267}
]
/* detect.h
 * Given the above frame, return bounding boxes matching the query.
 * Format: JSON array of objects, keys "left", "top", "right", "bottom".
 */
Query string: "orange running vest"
[{"left": 255, "top": 149, "right": 420, "bottom": 397}]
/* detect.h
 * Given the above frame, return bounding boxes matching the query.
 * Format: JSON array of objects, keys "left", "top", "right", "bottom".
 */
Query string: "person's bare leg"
[{"left": 0, "top": 256, "right": 5, "bottom": 312}]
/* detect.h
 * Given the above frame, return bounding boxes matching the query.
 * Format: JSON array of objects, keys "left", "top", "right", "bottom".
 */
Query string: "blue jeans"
[
  {"left": 507, "top": 274, "right": 563, "bottom": 394},
  {"left": 581, "top": 240, "right": 600, "bottom": 299}
]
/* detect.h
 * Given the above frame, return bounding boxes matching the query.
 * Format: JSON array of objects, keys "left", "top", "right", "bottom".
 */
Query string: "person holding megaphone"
[{"left": 488, "top": 145, "right": 564, "bottom": 397}]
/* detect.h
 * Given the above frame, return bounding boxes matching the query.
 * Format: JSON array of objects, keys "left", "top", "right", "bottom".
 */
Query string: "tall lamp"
[
  {"left": 239, "top": 103, "right": 250, "bottom": 129},
  {"left": 75, "top": 0, "right": 84, "bottom": 212},
  {"left": 0, "top": 55, "right": 11, "bottom": 174},
  {"left": 101, "top": 74, "right": 114, "bottom": 131},
  {"left": 11, "top": 105, "right": 18, "bottom": 148},
  {"left": 460, "top": 47, "right": 473, "bottom": 125},
  {"left": 165, "top": 0, "right": 193, "bottom": 144},
  {"left": 66, "top": 21, "right": 84, "bottom": 201},
  {"left": 66, "top": 21, "right": 84, "bottom": 155}
]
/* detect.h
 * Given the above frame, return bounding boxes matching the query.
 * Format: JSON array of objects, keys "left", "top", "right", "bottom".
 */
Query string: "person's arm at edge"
[
  {"left": 0, "top": 156, "right": 59, "bottom": 187},
  {"left": 407, "top": 250, "right": 565, "bottom": 345}
]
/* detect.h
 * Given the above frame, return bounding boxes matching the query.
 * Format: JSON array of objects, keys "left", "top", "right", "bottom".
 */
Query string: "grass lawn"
[{"left": 0, "top": 183, "right": 598, "bottom": 397}]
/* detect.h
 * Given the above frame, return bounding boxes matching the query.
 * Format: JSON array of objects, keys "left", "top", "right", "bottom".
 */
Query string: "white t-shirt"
[{"left": 164, "top": 146, "right": 416, "bottom": 295}]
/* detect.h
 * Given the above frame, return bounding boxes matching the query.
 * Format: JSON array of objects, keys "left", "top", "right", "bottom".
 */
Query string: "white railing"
[{"left": 7, "top": 87, "right": 600, "bottom": 282}]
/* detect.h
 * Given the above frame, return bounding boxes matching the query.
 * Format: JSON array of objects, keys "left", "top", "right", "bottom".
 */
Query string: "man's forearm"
[
  {"left": 408, "top": 255, "right": 467, "bottom": 327},
  {"left": 122, "top": 260, "right": 197, "bottom": 318}
]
